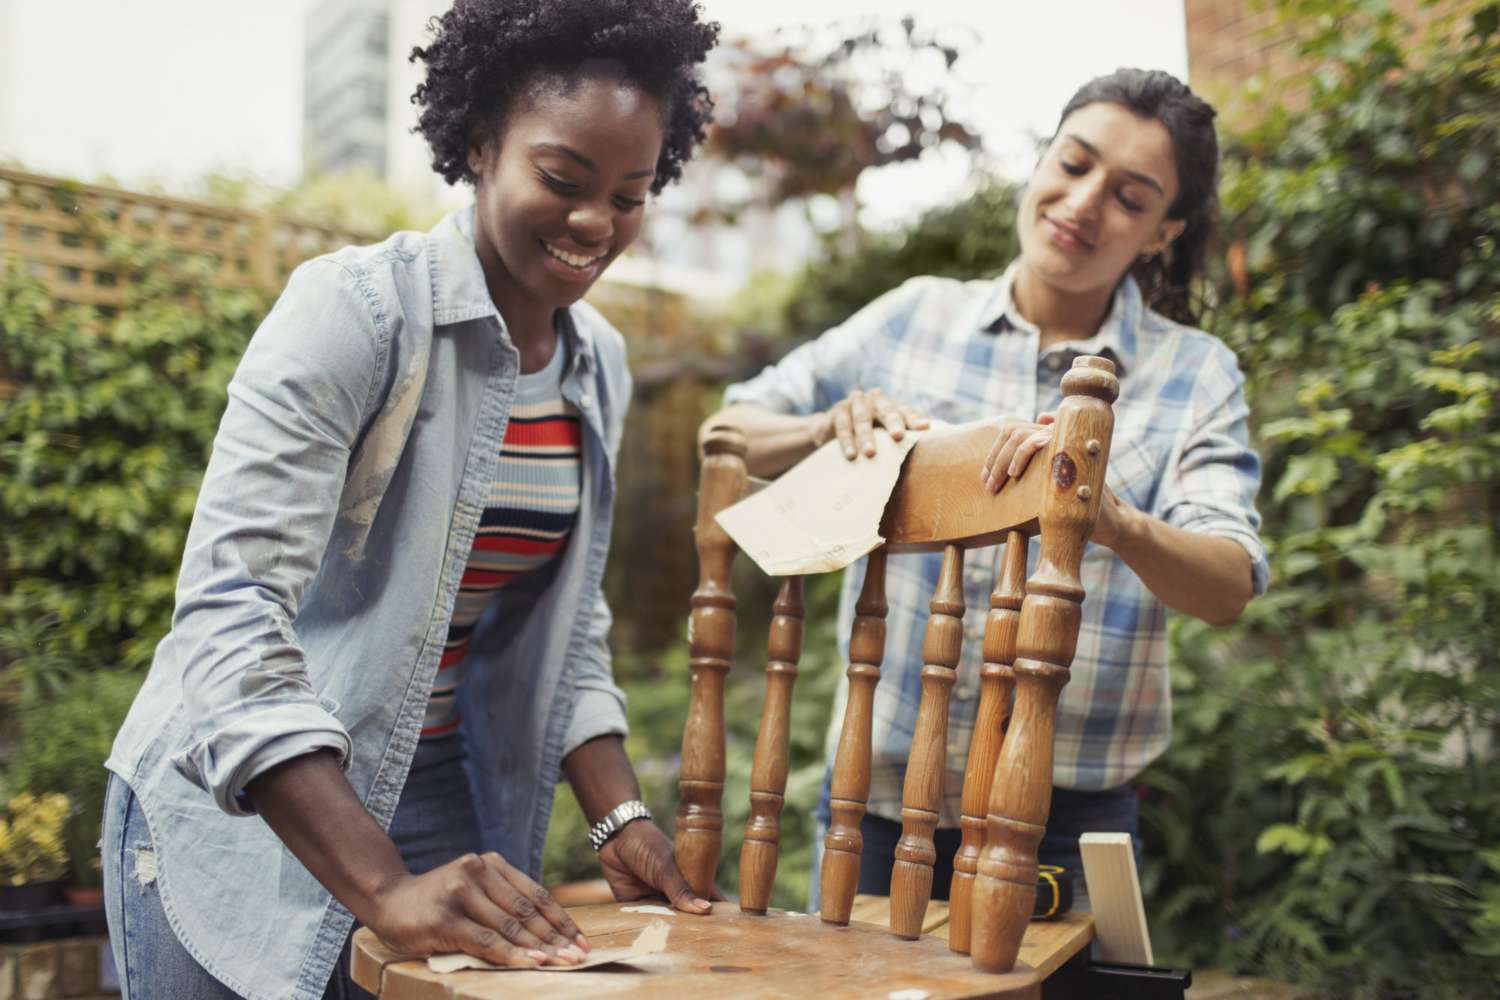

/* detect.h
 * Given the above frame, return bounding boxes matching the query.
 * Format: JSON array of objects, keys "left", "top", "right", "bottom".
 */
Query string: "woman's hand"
[
  {"left": 598, "top": 819, "right": 719, "bottom": 914},
  {"left": 980, "top": 412, "right": 1131, "bottom": 549},
  {"left": 367, "top": 852, "right": 590, "bottom": 968},
  {"left": 819, "top": 388, "right": 929, "bottom": 460}
]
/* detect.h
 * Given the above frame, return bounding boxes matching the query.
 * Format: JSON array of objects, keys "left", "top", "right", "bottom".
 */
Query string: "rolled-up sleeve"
[
  {"left": 563, "top": 592, "right": 630, "bottom": 756},
  {"left": 168, "top": 258, "right": 385, "bottom": 815},
  {"left": 723, "top": 279, "right": 928, "bottom": 415},
  {"left": 1156, "top": 344, "right": 1270, "bottom": 595}
]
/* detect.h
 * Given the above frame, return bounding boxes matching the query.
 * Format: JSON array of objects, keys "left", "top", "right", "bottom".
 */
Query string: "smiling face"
[
  {"left": 467, "top": 73, "right": 665, "bottom": 320},
  {"left": 1017, "top": 101, "right": 1186, "bottom": 301}
]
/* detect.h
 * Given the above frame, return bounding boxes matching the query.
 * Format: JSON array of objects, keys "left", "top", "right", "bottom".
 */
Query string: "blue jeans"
[
  {"left": 102, "top": 736, "right": 481, "bottom": 999},
  {"left": 809, "top": 777, "right": 1140, "bottom": 912}
]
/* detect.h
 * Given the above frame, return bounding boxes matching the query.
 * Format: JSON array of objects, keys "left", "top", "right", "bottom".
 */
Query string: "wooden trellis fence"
[
  {"left": 0, "top": 165, "right": 742, "bottom": 654},
  {"left": 0, "top": 166, "right": 372, "bottom": 309}
]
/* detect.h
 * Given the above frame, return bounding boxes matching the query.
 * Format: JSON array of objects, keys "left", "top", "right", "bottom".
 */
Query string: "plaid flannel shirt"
[{"left": 724, "top": 264, "right": 1269, "bottom": 825}]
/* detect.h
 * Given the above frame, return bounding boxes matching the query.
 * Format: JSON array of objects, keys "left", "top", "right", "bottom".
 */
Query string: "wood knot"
[{"left": 1051, "top": 452, "right": 1077, "bottom": 490}]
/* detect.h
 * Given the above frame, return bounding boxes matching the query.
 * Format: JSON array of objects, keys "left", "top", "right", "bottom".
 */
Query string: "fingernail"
[
  {"left": 844, "top": 447, "right": 855, "bottom": 458},
  {"left": 694, "top": 898, "right": 711, "bottom": 910},
  {"left": 575, "top": 933, "right": 591, "bottom": 952},
  {"left": 1008, "top": 463, "right": 1018, "bottom": 477},
  {"left": 561, "top": 945, "right": 585, "bottom": 962},
  {"left": 527, "top": 949, "right": 548, "bottom": 962}
]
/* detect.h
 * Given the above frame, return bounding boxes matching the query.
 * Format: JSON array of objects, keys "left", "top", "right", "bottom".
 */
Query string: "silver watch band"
[{"left": 587, "top": 799, "right": 652, "bottom": 852}]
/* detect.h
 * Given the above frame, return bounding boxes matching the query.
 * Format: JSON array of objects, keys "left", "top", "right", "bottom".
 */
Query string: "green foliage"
[
  {"left": 0, "top": 232, "right": 267, "bottom": 671},
  {"left": 1139, "top": 1, "right": 1500, "bottom": 994},
  {"left": 4, "top": 670, "right": 143, "bottom": 886},
  {"left": 738, "top": 179, "right": 1019, "bottom": 341}
]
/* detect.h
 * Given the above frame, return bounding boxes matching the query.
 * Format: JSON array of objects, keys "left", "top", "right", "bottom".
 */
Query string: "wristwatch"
[{"left": 587, "top": 799, "right": 653, "bottom": 852}]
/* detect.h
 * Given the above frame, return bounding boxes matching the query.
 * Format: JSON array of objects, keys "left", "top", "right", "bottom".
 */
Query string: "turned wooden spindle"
[
  {"left": 971, "top": 355, "right": 1118, "bottom": 973},
  {"left": 741, "top": 575, "right": 807, "bottom": 914},
  {"left": 675, "top": 427, "right": 748, "bottom": 899},
  {"left": 889, "top": 543, "right": 966, "bottom": 940},
  {"left": 820, "top": 547, "right": 889, "bottom": 926},
  {"left": 948, "top": 530, "right": 1028, "bottom": 955}
]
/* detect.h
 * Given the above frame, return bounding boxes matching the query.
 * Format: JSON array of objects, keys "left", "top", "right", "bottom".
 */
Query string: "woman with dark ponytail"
[{"left": 707, "top": 68, "right": 1267, "bottom": 906}]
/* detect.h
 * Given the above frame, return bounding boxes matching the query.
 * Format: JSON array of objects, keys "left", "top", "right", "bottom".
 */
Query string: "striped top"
[{"left": 422, "top": 340, "right": 581, "bottom": 739}]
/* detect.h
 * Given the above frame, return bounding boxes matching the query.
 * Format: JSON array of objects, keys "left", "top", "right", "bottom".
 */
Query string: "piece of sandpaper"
[
  {"left": 715, "top": 427, "right": 924, "bottom": 576},
  {"left": 426, "top": 919, "right": 670, "bottom": 974}
]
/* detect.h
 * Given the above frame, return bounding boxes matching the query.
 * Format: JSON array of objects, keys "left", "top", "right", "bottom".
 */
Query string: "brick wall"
[
  {"left": 1184, "top": 0, "right": 1470, "bottom": 123},
  {"left": 0, "top": 937, "right": 116, "bottom": 1000}
]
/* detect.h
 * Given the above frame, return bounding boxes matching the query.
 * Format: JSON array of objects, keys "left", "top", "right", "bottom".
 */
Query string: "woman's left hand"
[
  {"left": 598, "top": 820, "right": 719, "bottom": 915},
  {"left": 980, "top": 413, "right": 1132, "bottom": 550}
]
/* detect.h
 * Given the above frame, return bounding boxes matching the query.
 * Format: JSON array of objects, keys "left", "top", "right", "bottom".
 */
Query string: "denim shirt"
[{"left": 105, "top": 206, "right": 631, "bottom": 1000}]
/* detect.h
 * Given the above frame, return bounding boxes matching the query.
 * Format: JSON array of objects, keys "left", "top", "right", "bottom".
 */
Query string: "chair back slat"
[
  {"left": 949, "top": 529, "right": 1027, "bottom": 954},
  {"left": 882, "top": 422, "right": 1044, "bottom": 550},
  {"left": 889, "top": 543, "right": 966, "bottom": 939},
  {"left": 741, "top": 576, "right": 807, "bottom": 913},
  {"left": 971, "top": 357, "right": 1118, "bottom": 972},
  {"left": 675, "top": 428, "right": 748, "bottom": 899},
  {"left": 819, "top": 548, "right": 890, "bottom": 926}
]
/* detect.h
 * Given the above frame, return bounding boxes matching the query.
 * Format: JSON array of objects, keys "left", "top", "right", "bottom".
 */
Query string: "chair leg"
[
  {"left": 675, "top": 428, "right": 747, "bottom": 900},
  {"left": 741, "top": 576, "right": 806, "bottom": 914},
  {"left": 820, "top": 548, "right": 888, "bottom": 926},
  {"left": 971, "top": 355, "right": 1118, "bottom": 973},
  {"left": 949, "top": 530, "right": 1027, "bottom": 954},
  {"left": 890, "top": 543, "right": 965, "bottom": 940}
]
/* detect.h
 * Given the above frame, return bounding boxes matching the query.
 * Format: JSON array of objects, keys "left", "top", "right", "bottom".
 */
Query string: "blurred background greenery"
[{"left": 1, "top": 1, "right": 1496, "bottom": 995}]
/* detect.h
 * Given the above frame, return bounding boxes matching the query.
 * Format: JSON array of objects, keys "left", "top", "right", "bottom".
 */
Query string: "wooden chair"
[
  {"left": 677, "top": 355, "right": 1119, "bottom": 971},
  {"left": 351, "top": 355, "right": 1118, "bottom": 999}
]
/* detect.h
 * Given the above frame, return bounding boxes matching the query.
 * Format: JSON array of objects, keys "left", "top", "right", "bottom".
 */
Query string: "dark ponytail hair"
[{"left": 1053, "top": 68, "right": 1219, "bottom": 326}]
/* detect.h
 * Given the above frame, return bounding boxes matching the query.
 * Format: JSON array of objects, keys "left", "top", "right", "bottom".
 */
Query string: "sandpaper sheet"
[
  {"left": 427, "top": 919, "right": 671, "bottom": 974},
  {"left": 715, "top": 427, "right": 923, "bottom": 576}
]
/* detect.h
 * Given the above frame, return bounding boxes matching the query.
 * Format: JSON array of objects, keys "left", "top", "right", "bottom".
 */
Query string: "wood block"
[{"left": 1079, "top": 832, "right": 1153, "bottom": 966}]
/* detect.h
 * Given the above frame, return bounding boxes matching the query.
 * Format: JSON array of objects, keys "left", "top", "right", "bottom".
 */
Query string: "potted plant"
[
  {"left": 0, "top": 792, "right": 71, "bottom": 910},
  {"left": 2, "top": 668, "right": 143, "bottom": 908}
]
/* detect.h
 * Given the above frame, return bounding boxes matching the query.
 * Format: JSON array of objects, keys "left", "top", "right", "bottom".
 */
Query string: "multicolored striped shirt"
[
  {"left": 423, "top": 339, "right": 581, "bottom": 738},
  {"left": 725, "top": 264, "right": 1269, "bottom": 821}
]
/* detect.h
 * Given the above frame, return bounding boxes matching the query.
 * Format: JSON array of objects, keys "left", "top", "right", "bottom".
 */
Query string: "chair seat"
[{"left": 351, "top": 900, "right": 1094, "bottom": 999}]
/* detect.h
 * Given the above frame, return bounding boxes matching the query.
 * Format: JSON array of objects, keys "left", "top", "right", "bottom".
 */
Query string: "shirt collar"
[
  {"left": 424, "top": 204, "right": 597, "bottom": 367},
  {"left": 980, "top": 260, "right": 1139, "bottom": 377}
]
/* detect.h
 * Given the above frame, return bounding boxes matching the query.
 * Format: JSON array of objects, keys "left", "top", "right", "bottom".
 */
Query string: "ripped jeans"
[{"left": 101, "top": 736, "right": 481, "bottom": 1000}]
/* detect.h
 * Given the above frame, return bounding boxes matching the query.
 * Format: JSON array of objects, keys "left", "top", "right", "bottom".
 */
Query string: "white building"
[{"left": 302, "top": 0, "right": 461, "bottom": 209}]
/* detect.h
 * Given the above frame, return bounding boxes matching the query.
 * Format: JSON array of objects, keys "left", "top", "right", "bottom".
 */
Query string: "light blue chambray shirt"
[
  {"left": 725, "top": 265, "right": 1269, "bottom": 825},
  {"left": 105, "top": 206, "right": 631, "bottom": 1000}
]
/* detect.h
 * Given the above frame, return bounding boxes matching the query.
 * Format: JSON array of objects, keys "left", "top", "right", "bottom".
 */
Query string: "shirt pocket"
[{"left": 1105, "top": 437, "right": 1162, "bottom": 514}]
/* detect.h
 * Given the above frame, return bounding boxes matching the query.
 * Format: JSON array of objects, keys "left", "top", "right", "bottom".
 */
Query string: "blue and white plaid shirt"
[{"left": 725, "top": 264, "right": 1269, "bottom": 824}]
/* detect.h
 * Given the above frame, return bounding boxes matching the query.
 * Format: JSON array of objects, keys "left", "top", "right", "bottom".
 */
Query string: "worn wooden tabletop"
[{"left": 352, "top": 897, "right": 1093, "bottom": 999}]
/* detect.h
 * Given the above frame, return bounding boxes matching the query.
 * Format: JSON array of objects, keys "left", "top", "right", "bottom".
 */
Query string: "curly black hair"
[{"left": 411, "top": 0, "right": 719, "bottom": 194}]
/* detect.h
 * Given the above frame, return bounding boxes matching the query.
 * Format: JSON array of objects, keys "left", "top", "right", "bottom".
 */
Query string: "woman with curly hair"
[{"left": 101, "top": 2, "right": 719, "bottom": 997}]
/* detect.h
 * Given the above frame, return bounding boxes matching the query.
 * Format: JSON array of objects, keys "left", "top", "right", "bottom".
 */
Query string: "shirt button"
[
  {"left": 1043, "top": 354, "right": 1065, "bottom": 372},
  {"left": 578, "top": 391, "right": 593, "bottom": 409}
]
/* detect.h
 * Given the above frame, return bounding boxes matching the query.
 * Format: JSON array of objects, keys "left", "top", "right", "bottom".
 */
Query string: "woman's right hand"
[
  {"left": 367, "top": 852, "right": 590, "bottom": 968},
  {"left": 819, "top": 388, "right": 929, "bottom": 460}
]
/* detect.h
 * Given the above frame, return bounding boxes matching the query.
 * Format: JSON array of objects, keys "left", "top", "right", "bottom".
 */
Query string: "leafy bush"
[
  {"left": 4, "top": 670, "right": 143, "bottom": 886},
  {"left": 1137, "top": 1, "right": 1500, "bottom": 994},
  {"left": 734, "top": 179, "right": 1020, "bottom": 342},
  {"left": 1, "top": 233, "right": 268, "bottom": 671}
]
